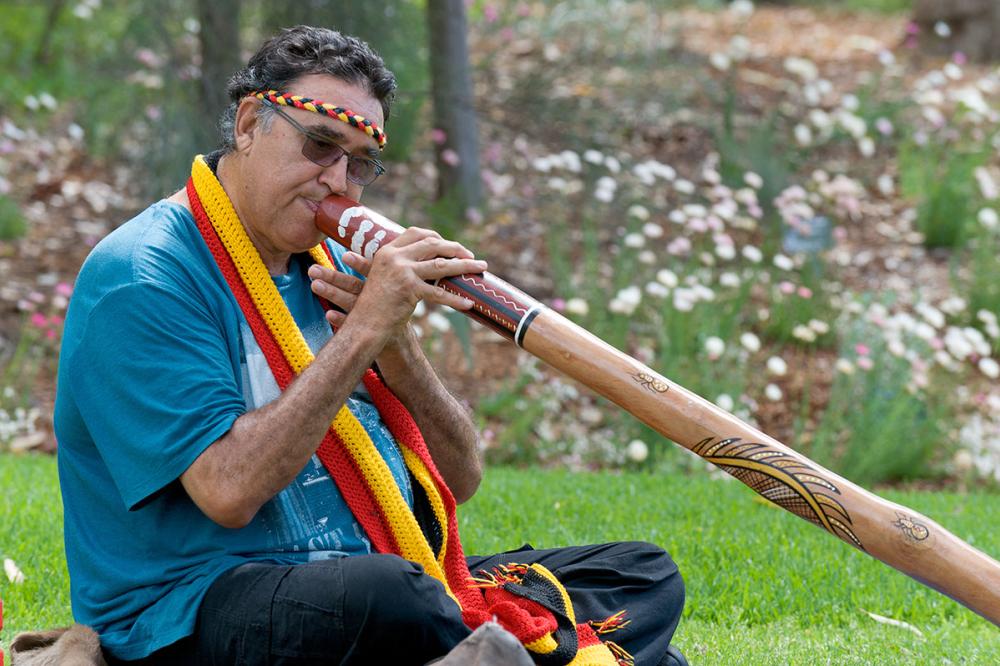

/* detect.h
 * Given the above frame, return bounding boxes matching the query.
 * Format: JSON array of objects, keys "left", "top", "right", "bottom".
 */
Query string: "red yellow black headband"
[{"left": 248, "top": 89, "right": 387, "bottom": 150}]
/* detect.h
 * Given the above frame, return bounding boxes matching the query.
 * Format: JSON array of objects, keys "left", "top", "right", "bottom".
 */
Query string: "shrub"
[
  {"left": 0, "top": 194, "right": 26, "bottom": 240},
  {"left": 808, "top": 320, "right": 948, "bottom": 485},
  {"left": 898, "top": 136, "right": 989, "bottom": 249}
]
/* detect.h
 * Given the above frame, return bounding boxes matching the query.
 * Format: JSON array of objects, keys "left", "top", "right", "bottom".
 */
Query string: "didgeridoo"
[{"left": 316, "top": 195, "right": 1000, "bottom": 627}]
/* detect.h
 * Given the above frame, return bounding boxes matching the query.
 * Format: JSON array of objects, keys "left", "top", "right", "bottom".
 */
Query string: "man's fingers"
[
  {"left": 341, "top": 251, "right": 372, "bottom": 276},
  {"left": 325, "top": 309, "right": 347, "bottom": 328},
  {"left": 310, "top": 278, "right": 357, "bottom": 301},
  {"left": 419, "top": 283, "right": 475, "bottom": 311},
  {"left": 414, "top": 257, "right": 488, "bottom": 281},
  {"left": 391, "top": 235, "right": 475, "bottom": 261},
  {"left": 392, "top": 226, "right": 441, "bottom": 246},
  {"left": 307, "top": 264, "right": 363, "bottom": 293},
  {"left": 308, "top": 264, "right": 363, "bottom": 311}
]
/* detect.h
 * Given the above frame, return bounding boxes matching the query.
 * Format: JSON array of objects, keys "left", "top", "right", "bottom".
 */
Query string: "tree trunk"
[
  {"left": 912, "top": 0, "right": 1000, "bottom": 62},
  {"left": 34, "top": 0, "right": 66, "bottom": 66},
  {"left": 426, "top": 0, "right": 482, "bottom": 211},
  {"left": 197, "top": 0, "right": 242, "bottom": 146}
]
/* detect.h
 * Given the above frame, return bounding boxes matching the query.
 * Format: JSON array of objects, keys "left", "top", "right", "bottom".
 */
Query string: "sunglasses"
[{"left": 263, "top": 100, "right": 386, "bottom": 186}]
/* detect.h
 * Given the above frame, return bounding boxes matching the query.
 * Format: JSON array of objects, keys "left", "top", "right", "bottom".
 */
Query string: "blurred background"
[{"left": 2, "top": 0, "right": 1000, "bottom": 490}]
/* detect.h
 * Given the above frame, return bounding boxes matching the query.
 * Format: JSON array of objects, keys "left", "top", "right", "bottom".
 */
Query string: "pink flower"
[
  {"left": 483, "top": 141, "right": 503, "bottom": 165},
  {"left": 441, "top": 149, "right": 460, "bottom": 167},
  {"left": 430, "top": 128, "right": 447, "bottom": 145},
  {"left": 855, "top": 343, "right": 871, "bottom": 356},
  {"left": 875, "top": 118, "right": 894, "bottom": 136},
  {"left": 49, "top": 315, "right": 64, "bottom": 327},
  {"left": 483, "top": 4, "right": 499, "bottom": 22},
  {"left": 779, "top": 281, "right": 795, "bottom": 295},
  {"left": 465, "top": 207, "right": 483, "bottom": 224},
  {"left": 55, "top": 282, "right": 74, "bottom": 297},
  {"left": 30, "top": 313, "right": 48, "bottom": 329},
  {"left": 797, "top": 286, "right": 813, "bottom": 299},
  {"left": 134, "top": 48, "right": 162, "bottom": 68},
  {"left": 857, "top": 357, "right": 874, "bottom": 371},
  {"left": 905, "top": 22, "right": 920, "bottom": 35},
  {"left": 667, "top": 237, "right": 692, "bottom": 256},
  {"left": 930, "top": 337, "right": 944, "bottom": 350},
  {"left": 552, "top": 298, "right": 566, "bottom": 311},
  {"left": 688, "top": 218, "right": 709, "bottom": 233},
  {"left": 953, "top": 51, "right": 967, "bottom": 65},
  {"left": 46, "top": 329, "right": 57, "bottom": 340},
  {"left": 516, "top": 3, "right": 531, "bottom": 17}
]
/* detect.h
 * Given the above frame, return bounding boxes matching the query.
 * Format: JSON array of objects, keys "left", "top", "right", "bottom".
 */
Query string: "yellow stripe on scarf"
[
  {"left": 191, "top": 156, "right": 450, "bottom": 595},
  {"left": 401, "top": 448, "right": 450, "bottom": 567}
]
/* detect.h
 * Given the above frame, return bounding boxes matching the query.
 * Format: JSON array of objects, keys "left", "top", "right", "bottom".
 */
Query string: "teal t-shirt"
[{"left": 54, "top": 201, "right": 413, "bottom": 660}]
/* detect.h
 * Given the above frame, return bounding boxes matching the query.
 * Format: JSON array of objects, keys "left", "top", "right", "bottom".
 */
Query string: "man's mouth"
[{"left": 301, "top": 198, "right": 320, "bottom": 214}]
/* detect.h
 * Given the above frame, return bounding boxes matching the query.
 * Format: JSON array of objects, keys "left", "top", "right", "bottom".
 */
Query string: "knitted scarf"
[{"left": 186, "top": 155, "right": 632, "bottom": 665}]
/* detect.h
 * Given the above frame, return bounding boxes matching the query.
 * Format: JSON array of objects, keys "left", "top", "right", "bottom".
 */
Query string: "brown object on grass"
[
  {"left": 11, "top": 624, "right": 108, "bottom": 666},
  {"left": 316, "top": 195, "right": 1000, "bottom": 629}
]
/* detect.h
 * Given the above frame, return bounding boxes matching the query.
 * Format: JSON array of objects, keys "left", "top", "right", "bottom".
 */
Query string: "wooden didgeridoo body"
[{"left": 316, "top": 195, "right": 1000, "bottom": 627}]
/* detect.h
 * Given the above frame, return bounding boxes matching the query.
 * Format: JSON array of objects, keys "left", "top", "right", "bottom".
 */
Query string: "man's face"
[{"left": 232, "top": 73, "right": 385, "bottom": 264}]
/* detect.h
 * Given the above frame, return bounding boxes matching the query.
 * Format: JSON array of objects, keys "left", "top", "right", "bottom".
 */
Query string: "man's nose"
[{"left": 317, "top": 156, "right": 350, "bottom": 195}]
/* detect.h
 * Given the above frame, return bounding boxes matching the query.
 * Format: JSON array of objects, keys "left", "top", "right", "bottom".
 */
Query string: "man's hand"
[
  {"left": 306, "top": 227, "right": 486, "bottom": 503},
  {"left": 307, "top": 227, "right": 487, "bottom": 335}
]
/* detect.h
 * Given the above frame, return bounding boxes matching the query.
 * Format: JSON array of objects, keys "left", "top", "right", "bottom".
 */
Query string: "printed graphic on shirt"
[{"left": 238, "top": 273, "right": 412, "bottom": 559}]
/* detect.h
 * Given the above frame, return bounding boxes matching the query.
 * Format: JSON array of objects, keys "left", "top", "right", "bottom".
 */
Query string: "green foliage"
[
  {"left": 761, "top": 260, "right": 836, "bottom": 348},
  {"left": 898, "top": 136, "right": 989, "bottom": 249},
  {"left": 808, "top": 323, "right": 947, "bottom": 484},
  {"left": 652, "top": 277, "right": 753, "bottom": 398},
  {"left": 717, "top": 90, "right": 791, "bottom": 236},
  {"left": 0, "top": 0, "right": 211, "bottom": 196},
  {"left": 783, "top": 0, "right": 912, "bottom": 13},
  {"left": 957, "top": 224, "right": 1000, "bottom": 352},
  {"left": 0, "top": 194, "right": 27, "bottom": 240},
  {"left": 477, "top": 375, "right": 552, "bottom": 465},
  {"left": 0, "top": 1, "right": 428, "bottom": 199}
]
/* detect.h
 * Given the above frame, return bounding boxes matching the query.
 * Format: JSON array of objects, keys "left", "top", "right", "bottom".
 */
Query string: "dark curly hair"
[{"left": 218, "top": 26, "right": 397, "bottom": 151}]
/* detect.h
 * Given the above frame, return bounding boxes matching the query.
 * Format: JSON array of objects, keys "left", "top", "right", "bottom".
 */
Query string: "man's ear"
[{"left": 233, "top": 98, "right": 261, "bottom": 152}]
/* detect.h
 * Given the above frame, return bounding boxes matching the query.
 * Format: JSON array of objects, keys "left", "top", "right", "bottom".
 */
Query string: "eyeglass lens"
[{"left": 302, "top": 136, "right": 379, "bottom": 185}]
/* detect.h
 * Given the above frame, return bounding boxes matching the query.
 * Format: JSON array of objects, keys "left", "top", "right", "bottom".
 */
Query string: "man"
[{"left": 55, "top": 26, "right": 685, "bottom": 666}]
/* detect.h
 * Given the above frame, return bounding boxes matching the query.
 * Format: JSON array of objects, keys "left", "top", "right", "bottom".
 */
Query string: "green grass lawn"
[{"left": 2, "top": 454, "right": 999, "bottom": 663}]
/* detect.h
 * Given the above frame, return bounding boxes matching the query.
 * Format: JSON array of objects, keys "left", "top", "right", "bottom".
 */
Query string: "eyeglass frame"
[{"left": 259, "top": 99, "right": 386, "bottom": 186}]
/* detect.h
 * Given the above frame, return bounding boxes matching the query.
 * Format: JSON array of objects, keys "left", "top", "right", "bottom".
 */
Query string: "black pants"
[{"left": 107, "top": 542, "right": 684, "bottom": 666}]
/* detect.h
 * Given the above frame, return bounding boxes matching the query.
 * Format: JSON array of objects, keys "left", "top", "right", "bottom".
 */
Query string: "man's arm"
[
  {"left": 180, "top": 319, "right": 385, "bottom": 528},
  {"left": 181, "top": 229, "right": 486, "bottom": 528},
  {"left": 375, "top": 325, "right": 482, "bottom": 504}
]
